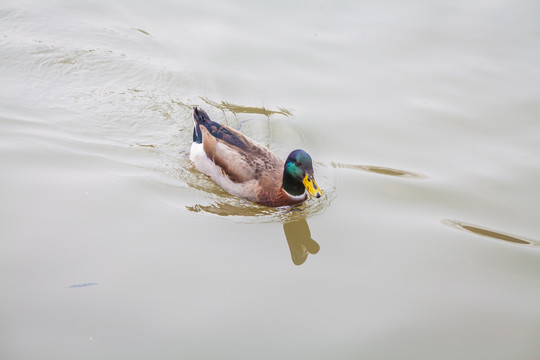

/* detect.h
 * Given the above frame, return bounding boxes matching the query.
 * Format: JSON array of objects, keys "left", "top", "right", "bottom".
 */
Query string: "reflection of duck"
[
  {"left": 186, "top": 201, "right": 320, "bottom": 265},
  {"left": 283, "top": 219, "right": 319, "bottom": 265},
  {"left": 190, "top": 107, "right": 322, "bottom": 207}
]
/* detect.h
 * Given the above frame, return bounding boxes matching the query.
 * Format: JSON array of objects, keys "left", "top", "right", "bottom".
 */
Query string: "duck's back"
[
  {"left": 191, "top": 108, "right": 294, "bottom": 206},
  {"left": 200, "top": 124, "right": 283, "bottom": 183}
]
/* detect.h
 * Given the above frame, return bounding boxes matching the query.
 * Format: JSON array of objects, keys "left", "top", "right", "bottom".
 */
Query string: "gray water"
[{"left": 1, "top": 1, "right": 540, "bottom": 359}]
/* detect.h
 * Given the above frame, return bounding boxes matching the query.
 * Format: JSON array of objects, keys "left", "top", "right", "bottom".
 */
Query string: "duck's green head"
[{"left": 282, "top": 149, "right": 322, "bottom": 198}]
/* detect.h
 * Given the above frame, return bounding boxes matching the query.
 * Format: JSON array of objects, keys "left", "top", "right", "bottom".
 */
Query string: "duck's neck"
[{"left": 282, "top": 171, "right": 305, "bottom": 196}]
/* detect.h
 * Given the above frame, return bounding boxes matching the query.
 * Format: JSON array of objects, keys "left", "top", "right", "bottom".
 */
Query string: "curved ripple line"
[
  {"left": 328, "top": 162, "right": 426, "bottom": 179},
  {"left": 443, "top": 219, "right": 539, "bottom": 247},
  {"left": 68, "top": 282, "right": 99, "bottom": 288}
]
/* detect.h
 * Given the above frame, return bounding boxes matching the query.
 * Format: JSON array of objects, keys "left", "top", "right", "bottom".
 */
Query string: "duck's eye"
[{"left": 295, "top": 161, "right": 302, "bottom": 167}]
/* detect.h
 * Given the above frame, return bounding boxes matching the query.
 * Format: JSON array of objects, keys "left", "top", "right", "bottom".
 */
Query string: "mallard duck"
[{"left": 190, "top": 107, "right": 322, "bottom": 207}]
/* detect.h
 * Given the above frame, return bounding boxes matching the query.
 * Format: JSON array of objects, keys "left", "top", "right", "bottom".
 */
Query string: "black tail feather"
[
  {"left": 192, "top": 107, "right": 249, "bottom": 150},
  {"left": 192, "top": 107, "right": 209, "bottom": 143},
  {"left": 193, "top": 107, "right": 211, "bottom": 124}
]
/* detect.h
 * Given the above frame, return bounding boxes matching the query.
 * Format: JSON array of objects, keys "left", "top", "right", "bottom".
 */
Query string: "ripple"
[
  {"left": 201, "top": 97, "right": 293, "bottom": 117},
  {"left": 443, "top": 219, "right": 539, "bottom": 247},
  {"left": 328, "top": 162, "right": 425, "bottom": 179},
  {"left": 185, "top": 185, "right": 335, "bottom": 224},
  {"left": 68, "top": 283, "right": 98, "bottom": 288},
  {"left": 132, "top": 28, "right": 150, "bottom": 36}
]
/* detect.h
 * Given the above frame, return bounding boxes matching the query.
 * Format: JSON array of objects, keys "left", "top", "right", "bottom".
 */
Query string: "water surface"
[{"left": 1, "top": 1, "right": 540, "bottom": 359}]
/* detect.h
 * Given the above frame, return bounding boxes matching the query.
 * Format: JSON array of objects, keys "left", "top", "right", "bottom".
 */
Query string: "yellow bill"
[{"left": 303, "top": 173, "right": 322, "bottom": 198}]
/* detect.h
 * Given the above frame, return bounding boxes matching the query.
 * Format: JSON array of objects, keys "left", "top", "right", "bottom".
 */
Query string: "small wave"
[
  {"left": 184, "top": 172, "right": 335, "bottom": 224},
  {"left": 68, "top": 283, "right": 98, "bottom": 288},
  {"left": 328, "top": 161, "right": 425, "bottom": 179},
  {"left": 443, "top": 219, "right": 539, "bottom": 247},
  {"left": 201, "top": 98, "right": 293, "bottom": 117}
]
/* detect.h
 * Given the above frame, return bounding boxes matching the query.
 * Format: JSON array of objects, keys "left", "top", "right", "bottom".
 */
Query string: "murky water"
[{"left": 1, "top": 0, "right": 539, "bottom": 359}]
